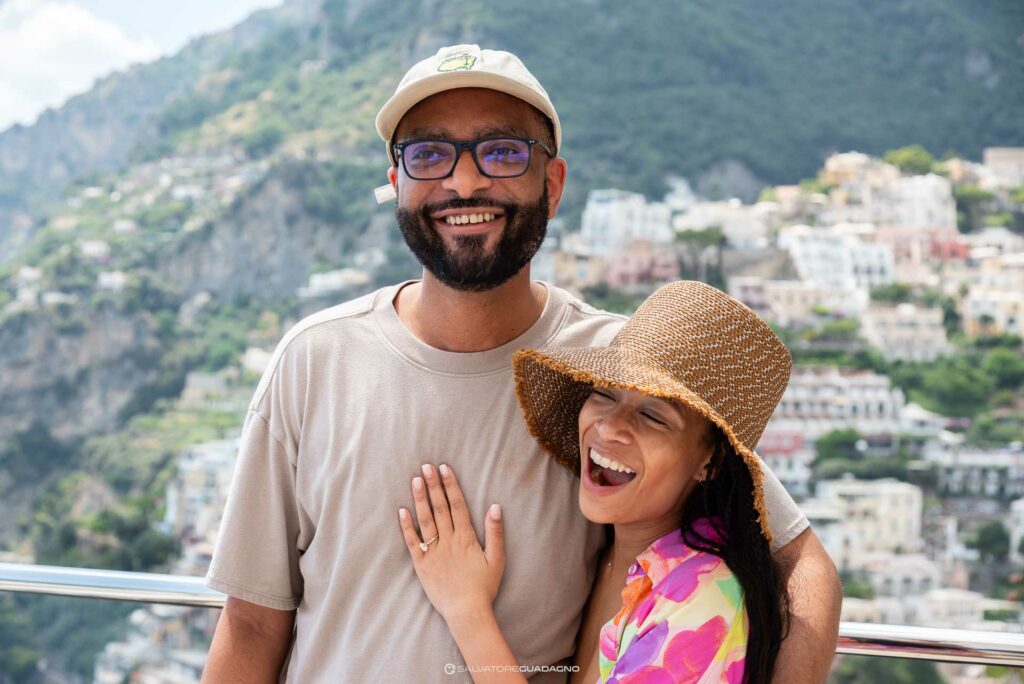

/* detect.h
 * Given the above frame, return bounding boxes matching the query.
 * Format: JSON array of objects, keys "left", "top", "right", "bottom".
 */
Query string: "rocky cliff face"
[
  {"left": 0, "top": 306, "right": 161, "bottom": 441},
  {"left": 161, "top": 162, "right": 385, "bottom": 301}
]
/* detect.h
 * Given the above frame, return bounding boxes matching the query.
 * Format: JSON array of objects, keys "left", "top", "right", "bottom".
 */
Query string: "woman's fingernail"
[
  {"left": 421, "top": 464, "right": 432, "bottom": 478},
  {"left": 439, "top": 464, "right": 450, "bottom": 477},
  {"left": 490, "top": 503, "right": 501, "bottom": 520},
  {"left": 399, "top": 508, "right": 407, "bottom": 519},
  {"left": 413, "top": 477, "right": 423, "bottom": 491}
]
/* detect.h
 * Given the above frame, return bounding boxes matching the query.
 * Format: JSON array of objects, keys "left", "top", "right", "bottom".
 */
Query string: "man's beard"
[{"left": 395, "top": 186, "right": 549, "bottom": 292}]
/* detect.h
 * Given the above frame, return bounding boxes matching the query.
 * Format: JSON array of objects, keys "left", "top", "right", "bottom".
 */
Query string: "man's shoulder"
[
  {"left": 282, "top": 288, "right": 381, "bottom": 345},
  {"left": 547, "top": 284, "right": 628, "bottom": 347},
  {"left": 248, "top": 288, "right": 385, "bottom": 410}
]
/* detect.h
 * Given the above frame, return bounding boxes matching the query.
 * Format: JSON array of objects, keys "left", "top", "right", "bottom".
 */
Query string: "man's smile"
[{"left": 430, "top": 208, "right": 506, "bottom": 235}]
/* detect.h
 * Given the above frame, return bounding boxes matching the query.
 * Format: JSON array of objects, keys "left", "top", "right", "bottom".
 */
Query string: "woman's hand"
[{"left": 398, "top": 463, "right": 505, "bottom": 625}]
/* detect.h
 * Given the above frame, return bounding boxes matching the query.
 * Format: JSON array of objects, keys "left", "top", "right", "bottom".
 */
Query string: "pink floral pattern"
[{"left": 598, "top": 521, "right": 747, "bottom": 683}]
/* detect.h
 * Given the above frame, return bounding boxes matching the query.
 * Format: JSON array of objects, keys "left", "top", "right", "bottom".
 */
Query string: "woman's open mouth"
[{"left": 582, "top": 448, "right": 637, "bottom": 494}]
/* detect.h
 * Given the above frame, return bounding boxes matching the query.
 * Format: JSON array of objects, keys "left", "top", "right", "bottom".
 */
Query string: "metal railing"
[{"left": 2, "top": 561, "right": 1024, "bottom": 667}]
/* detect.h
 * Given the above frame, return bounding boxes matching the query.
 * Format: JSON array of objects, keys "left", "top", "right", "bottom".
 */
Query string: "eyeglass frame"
[{"left": 391, "top": 136, "right": 554, "bottom": 181}]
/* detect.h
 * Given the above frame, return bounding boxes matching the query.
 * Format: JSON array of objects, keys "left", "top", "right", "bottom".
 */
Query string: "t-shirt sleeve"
[
  {"left": 757, "top": 458, "right": 810, "bottom": 553},
  {"left": 206, "top": 408, "right": 304, "bottom": 610}
]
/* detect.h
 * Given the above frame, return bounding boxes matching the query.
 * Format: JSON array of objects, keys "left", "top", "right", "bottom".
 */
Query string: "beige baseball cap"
[{"left": 375, "top": 44, "right": 562, "bottom": 168}]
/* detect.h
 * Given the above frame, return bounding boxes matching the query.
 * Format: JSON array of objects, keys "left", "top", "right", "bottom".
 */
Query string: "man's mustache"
[{"left": 421, "top": 198, "right": 518, "bottom": 215}]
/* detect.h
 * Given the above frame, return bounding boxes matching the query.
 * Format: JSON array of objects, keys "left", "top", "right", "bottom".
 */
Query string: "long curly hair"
[{"left": 679, "top": 425, "right": 791, "bottom": 684}]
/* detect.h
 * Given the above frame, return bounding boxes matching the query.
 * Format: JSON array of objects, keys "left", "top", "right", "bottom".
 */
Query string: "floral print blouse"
[{"left": 598, "top": 520, "right": 747, "bottom": 683}]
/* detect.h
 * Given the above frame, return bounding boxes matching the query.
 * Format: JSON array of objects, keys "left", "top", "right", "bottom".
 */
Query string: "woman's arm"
[{"left": 397, "top": 463, "right": 527, "bottom": 684}]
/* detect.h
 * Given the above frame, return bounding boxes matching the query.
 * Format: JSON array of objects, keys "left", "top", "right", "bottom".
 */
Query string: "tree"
[
  {"left": 674, "top": 226, "right": 725, "bottom": 287},
  {"left": 969, "top": 521, "right": 1010, "bottom": 562},
  {"left": 954, "top": 184, "right": 996, "bottom": 232},
  {"left": 830, "top": 655, "right": 943, "bottom": 684},
  {"left": 983, "top": 348, "right": 1024, "bottom": 391},
  {"left": 883, "top": 145, "right": 936, "bottom": 175},
  {"left": 870, "top": 283, "right": 911, "bottom": 304},
  {"left": 815, "top": 429, "right": 862, "bottom": 463},
  {"left": 840, "top": 572, "right": 875, "bottom": 599},
  {"left": 921, "top": 359, "right": 993, "bottom": 417}
]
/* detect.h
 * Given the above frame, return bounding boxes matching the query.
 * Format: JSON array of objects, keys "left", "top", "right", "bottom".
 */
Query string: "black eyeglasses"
[{"left": 392, "top": 136, "right": 553, "bottom": 181}]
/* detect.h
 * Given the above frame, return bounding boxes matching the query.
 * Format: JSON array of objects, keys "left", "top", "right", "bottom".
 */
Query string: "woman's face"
[{"left": 577, "top": 386, "right": 714, "bottom": 526}]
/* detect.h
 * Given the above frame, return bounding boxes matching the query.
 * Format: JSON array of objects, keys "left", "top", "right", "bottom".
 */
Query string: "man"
[{"left": 203, "top": 45, "right": 841, "bottom": 683}]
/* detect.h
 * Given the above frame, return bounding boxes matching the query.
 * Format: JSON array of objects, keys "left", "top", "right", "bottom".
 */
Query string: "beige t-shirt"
[{"left": 206, "top": 282, "right": 809, "bottom": 683}]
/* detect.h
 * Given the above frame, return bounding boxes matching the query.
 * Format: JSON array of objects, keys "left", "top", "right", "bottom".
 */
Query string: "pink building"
[{"left": 603, "top": 239, "right": 680, "bottom": 290}]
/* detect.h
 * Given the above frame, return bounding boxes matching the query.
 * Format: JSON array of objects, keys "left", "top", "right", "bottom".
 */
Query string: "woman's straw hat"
[{"left": 513, "top": 280, "right": 792, "bottom": 543}]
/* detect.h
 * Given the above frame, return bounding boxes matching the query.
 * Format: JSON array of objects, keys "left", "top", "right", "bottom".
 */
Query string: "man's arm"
[
  {"left": 771, "top": 528, "right": 842, "bottom": 684},
  {"left": 202, "top": 596, "right": 296, "bottom": 684}
]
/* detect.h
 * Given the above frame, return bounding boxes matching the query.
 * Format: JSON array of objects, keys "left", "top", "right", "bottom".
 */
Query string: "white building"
[
  {"left": 1010, "top": 498, "right": 1024, "bottom": 565},
  {"left": 778, "top": 224, "right": 894, "bottom": 292},
  {"left": 580, "top": 189, "right": 673, "bottom": 258},
  {"left": 769, "top": 366, "right": 905, "bottom": 441},
  {"left": 924, "top": 440, "right": 1024, "bottom": 499},
  {"left": 900, "top": 403, "right": 947, "bottom": 439},
  {"left": 97, "top": 271, "right": 129, "bottom": 292},
  {"left": 967, "top": 227, "right": 1024, "bottom": 257},
  {"left": 78, "top": 239, "right": 111, "bottom": 262},
  {"left": 860, "top": 303, "right": 951, "bottom": 362},
  {"left": 801, "top": 498, "right": 860, "bottom": 570},
  {"left": 860, "top": 552, "right": 941, "bottom": 597},
  {"left": 757, "top": 428, "right": 814, "bottom": 497},
  {"left": 14, "top": 265, "right": 42, "bottom": 288},
  {"left": 870, "top": 174, "right": 957, "bottom": 229},
  {"left": 963, "top": 253, "right": 1024, "bottom": 337},
  {"left": 673, "top": 198, "right": 771, "bottom": 249},
  {"left": 163, "top": 438, "right": 239, "bottom": 543},
  {"left": 920, "top": 588, "right": 986, "bottom": 628},
  {"left": 297, "top": 268, "right": 371, "bottom": 300},
  {"left": 983, "top": 147, "right": 1024, "bottom": 188},
  {"left": 815, "top": 477, "right": 923, "bottom": 557},
  {"left": 728, "top": 276, "right": 867, "bottom": 326}
]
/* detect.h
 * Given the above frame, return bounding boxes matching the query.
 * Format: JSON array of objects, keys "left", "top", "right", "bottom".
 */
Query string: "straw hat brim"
[{"left": 513, "top": 345, "right": 772, "bottom": 546}]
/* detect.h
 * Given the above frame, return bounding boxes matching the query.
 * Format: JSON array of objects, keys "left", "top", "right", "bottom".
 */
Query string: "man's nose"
[{"left": 441, "top": 148, "right": 492, "bottom": 198}]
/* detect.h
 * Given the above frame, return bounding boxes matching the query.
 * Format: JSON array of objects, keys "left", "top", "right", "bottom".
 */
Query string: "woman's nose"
[{"left": 595, "top": 408, "right": 633, "bottom": 443}]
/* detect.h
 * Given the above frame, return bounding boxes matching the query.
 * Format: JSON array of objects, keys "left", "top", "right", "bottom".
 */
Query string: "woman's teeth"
[
  {"left": 444, "top": 213, "right": 496, "bottom": 225},
  {"left": 589, "top": 449, "right": 635, "bottom": 474}
]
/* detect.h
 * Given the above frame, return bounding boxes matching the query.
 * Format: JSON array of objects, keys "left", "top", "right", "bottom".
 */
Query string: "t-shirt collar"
[{"left": 372, "top": 280, "right": 570, "bottom": 376}]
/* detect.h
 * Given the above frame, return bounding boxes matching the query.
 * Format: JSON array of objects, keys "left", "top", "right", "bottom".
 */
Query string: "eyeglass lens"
[{"left": 403, "top": 139, "right": 532, "bottom": 179}]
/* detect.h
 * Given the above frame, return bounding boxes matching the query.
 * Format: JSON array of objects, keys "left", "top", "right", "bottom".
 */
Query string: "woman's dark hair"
[{"left": 679, "top": 424, "right": 791, "bottom": 684}]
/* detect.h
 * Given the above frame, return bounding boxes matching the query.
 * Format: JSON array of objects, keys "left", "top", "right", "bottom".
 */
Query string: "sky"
[{"left": 0, "top": 0, "right": 281, "bottom": 132}]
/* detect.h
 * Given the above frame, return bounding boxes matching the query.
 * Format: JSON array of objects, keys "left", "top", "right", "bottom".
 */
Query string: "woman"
[{"left": 397, "top": 280, "right": 792, "bottom": 683}]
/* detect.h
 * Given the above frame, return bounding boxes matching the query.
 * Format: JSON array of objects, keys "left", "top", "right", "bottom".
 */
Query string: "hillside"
[{"left": 1, "top": 0, "right": 1021, "bottom": 245}]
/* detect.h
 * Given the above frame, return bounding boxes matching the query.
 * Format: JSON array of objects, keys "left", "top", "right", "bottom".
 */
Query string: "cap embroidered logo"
[{"left": 437, "top": 54, "right": 477, "bottom": 72}]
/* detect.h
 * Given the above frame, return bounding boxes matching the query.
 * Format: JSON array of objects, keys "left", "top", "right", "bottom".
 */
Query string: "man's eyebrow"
[
  {"left": 397, "top": 124, "right": 531, "bottom": 142},
  {"left": 398, "top": 126, "right": 449, "bottom": 141},
  {"left": 475, "top": 124, "right": 530, "bottom": 139}
]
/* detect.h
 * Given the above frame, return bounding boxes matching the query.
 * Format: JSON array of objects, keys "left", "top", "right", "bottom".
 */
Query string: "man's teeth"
[
  {"left": 444, "top": 212, "right": 496, "bottom": 225},
  {"left": 589, "top": 449, "right": 635, "bottom": 474}
]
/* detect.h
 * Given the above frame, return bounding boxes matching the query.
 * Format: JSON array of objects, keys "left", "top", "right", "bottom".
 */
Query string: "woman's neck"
[{"left": 607, "top": 515, "right": 682, "bottom": 574}]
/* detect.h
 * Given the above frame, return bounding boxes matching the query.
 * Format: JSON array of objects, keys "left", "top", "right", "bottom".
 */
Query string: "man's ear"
[
  {"left": 387, "top": 166, "right": 398, "bottom": 190},
  {"left": 544, "top": 157, "right": 568, "bottom": 219}
]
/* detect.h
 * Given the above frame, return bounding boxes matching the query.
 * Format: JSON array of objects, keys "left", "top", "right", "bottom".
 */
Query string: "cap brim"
[{"left": 513, "top": 346, "right": 773, "bottom": 545}]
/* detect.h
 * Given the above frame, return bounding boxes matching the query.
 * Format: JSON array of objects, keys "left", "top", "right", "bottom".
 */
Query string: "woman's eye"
[
  {"left": 590, "top": 389, "right": 614, "bottom": 401},
  {"left": 642, "top": 412, "right": 668, "bottom": 426}
]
